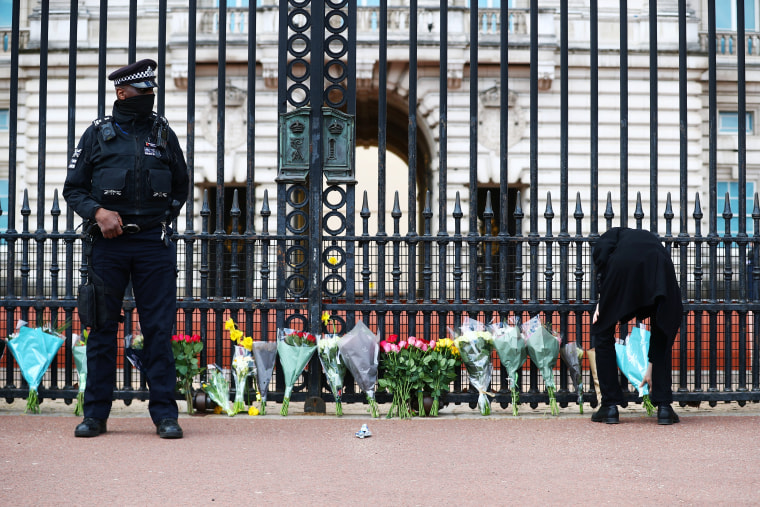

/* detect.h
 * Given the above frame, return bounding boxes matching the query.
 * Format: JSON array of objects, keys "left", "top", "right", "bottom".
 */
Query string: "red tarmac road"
[{"left": 1, "top": 401, "right": 759, "bottom": 506}]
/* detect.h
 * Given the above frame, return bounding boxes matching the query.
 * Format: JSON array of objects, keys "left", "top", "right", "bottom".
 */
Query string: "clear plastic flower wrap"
[
  {"left": 232, "top": 345, "right": 255, "bottom": 415},
  {"left": 338, "top": 321, "right": 380, "bottom": 418},
  {"left": 523, "top": 315, "right": 561, "bottom": 416},
  {"left": 453, "top": 318, "right": 495, "bottom": 416},
  {"left": 317, "top": 333, "right": 346, "bottom": 416},
  {"left": 277, "top": 328, "right": 317, "bottom": 416},
  {"left": 202, "top": 364, "right": 234, "bottom": 416},
  {"left": 491, "top": 318, "right": 526, "bottom": 416},
  {"left": 72, "top": 332, "right": 88, "bottom": 416},
  {"left": 252, "top": 341, "right": 278, "bottom": 415},
  {"left": 560, "top": 340, "right": 584, "bottom": 414},
  {"left": 124, "top": 328, "right": 145, "bottom": 373}
]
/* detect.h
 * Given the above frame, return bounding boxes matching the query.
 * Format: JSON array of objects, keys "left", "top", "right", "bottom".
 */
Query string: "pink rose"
[
  {"left": 398, "top": 340, "right": 407, "bottom": 349},
  {"left": 421, "top": 343, "right": 428, "bottom": 352},
  {"left": 430, "top": 339, "right": 437, "bottom": 350}
]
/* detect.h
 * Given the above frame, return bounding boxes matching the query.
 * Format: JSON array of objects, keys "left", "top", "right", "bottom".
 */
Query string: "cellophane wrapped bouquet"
[
  {"left": 202, "top": 364, "right": 234, "bottom": 416},
  {"left": 277, "top": 328, "right": 317, "bottom": 416},
  {"left": 72, "top": 331, "right": 88, "bottom": 416},
  {"left": 124, "top": 327, "right": 145, "bottom": 373},
  {"left": 225, "top": 319, "right": 256, "bottom": 415},
  {"left": 491, "top": 318, "right": 526, "bottom": 416},
  {"left": 6, "top": 321, "right": 66, "bottom": 414},
  {"left": 252, "top": 340, "right": 278, "bottom": 415},
  {"left": 560, "top": 340, "right": 584, "bottom": 414},
  {"left": 318, "top": 312, "right": 346, "bottom": 416},
  {"left": 338, "top": 321, "right": 380, "bottom": 418},
  {"left": 615, "top": 323, "right": 655, "bottom": 416},
  {"left": 523, "top": 315, "right": 561, "bottom": 416},
  {"left": 453, "top": 318, "right": 495, "bottom": 416}
]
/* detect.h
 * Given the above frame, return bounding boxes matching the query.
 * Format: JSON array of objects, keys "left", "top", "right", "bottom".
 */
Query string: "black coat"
[{"left": 591, "top": 227, "right": 683, "bottom": 345}]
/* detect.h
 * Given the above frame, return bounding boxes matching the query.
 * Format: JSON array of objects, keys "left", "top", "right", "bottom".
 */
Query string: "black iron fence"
[{"left": 1, "top": 1, "right": 759, "bottom": 412}]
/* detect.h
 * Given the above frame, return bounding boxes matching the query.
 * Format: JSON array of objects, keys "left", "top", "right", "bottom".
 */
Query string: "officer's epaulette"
[{"left": 92, "top": 116, "right": 116, "bottom": 142}]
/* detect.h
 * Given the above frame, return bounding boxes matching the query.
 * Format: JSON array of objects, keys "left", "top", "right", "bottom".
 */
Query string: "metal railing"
[{"left": 2, "top": 1, "right": 760, "bottom": 414}]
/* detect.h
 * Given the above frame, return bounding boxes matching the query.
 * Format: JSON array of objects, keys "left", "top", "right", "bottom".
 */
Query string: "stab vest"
[{"left": 89, "top": 114, "right": 173, "bottom": 219}]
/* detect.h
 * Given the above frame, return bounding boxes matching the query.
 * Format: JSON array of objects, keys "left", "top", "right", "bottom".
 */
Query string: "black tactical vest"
[{"left": 89, "top": 115, "right": 173, "bottom": 219}]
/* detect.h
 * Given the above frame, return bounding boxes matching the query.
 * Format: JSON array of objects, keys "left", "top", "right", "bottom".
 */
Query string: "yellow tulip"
[
  {"left": 248, "top": 406, "right": 259, "bottom": 416},
  {"left": 328, "top": 256, "right": 338, "bottom": 265}
]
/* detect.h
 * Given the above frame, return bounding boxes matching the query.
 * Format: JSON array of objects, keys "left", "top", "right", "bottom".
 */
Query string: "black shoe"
[
  {"left": 74, "top": 417, "right": 107, "bottom": 437},
  {"left": 657, "top": 404, "right": 680, "bottom": 425},
  {"left": 591, "top": 405, "right": 620, "bottom": 424},
  {"left": 156, "top": 418, "right": 183, "bottom": 439}
]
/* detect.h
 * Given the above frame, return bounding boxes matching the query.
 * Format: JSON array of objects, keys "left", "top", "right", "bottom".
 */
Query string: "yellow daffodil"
[
  {"left": 248, "top": 406, "right": 259, "bottom": 416},
  {"left": 213, "top": 405, "right": 223, "bottom": 414},
  {"left": 328, "top": 256, "right": 338, "bottom": 266},
  {"left": 242, "top": 336, "right": 253, "bottom": 351},
  {"left": 321, "top": 311, "right": 330, "bottom": 325},
  {"left": 230, "top": 328, "right": 243, "bottom": 343},
  {"left": 225, "top": 318, "right": 236, "bottom": 331}
]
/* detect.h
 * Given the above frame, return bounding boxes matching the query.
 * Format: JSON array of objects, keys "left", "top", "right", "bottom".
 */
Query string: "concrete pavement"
[{"left": 1, "top": 399, "right": 759, "bottom": 505}]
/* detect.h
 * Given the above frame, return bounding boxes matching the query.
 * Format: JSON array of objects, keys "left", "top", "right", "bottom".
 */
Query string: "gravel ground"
[{"left": 1, "top": 399, "right": 759, "bottom": 506}]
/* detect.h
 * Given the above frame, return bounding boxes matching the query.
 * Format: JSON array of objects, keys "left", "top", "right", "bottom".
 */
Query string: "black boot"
[
  {"left": 75, "top": 417, "right": 107, "bottom": 437},
  {"left": 156, "top": 418, "right": 183, "bottom": 439},
  {"left": 591, "top": 405, "right": 619, "bottom": 424},
  {"left": 657, "top": 404, "right": 680, "bottom": 425}
]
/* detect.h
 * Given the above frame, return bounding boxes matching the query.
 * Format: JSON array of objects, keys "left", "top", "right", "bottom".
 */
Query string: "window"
[
  {"left": 0, "top": 180, "right": 7, "bottom": 232},
  {"left": 717, "top": 0, "right": 758, "bottom": 31},
  {"left": 0, "top": 109, "right": 8, "bottom": 131},
  {"left": 717, "top": 181, "right": 755, "bottom": 235},
  {"left": 467, "top": 0, "right": 507, "bottom": 7},
  {"left": 0, "top": 0, "right": 11, "bottom": 28},
  {"left": 719, "top": 111, "right": 754, "bottom": 134}
]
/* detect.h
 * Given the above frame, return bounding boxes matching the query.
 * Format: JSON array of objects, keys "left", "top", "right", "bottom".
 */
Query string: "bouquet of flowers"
[
  {"left": 560, "top": 340, "right": 584, "bottom": 414},
  {"left": 72, "top": 331, "right": 88, "bottom": 416},
  {"left": 453, "top": 318, "right": 495, "bottom": 416},
  {"left": 202, "top": 364, "right": 234, "bottom": 416},
  {"left": 491, "top": 319, "right": 526, "bottom": 416},
  {"left": 338, "top": 321, "right": 380, "bottom": 418},
  {"left": 523, "top": 315, "right": 561, "bottom": 416},
  {"left": 318, "top": 312, "right": 346, "bottom": 416},
  {"left": 421, "top": 337, "right": 460, "bottom": 417},
  {"left": 6, "top": 322, "right": 65, "bottom": 413},
  {"left": 124, "top": 328, "right": 145, "bottom": 373},
  {"left": 252, "top": 340, "right": 278, "bottom": 415},
  {"left": 225, "top": 319, "right": 256, "bottom": 415},
  {"left": 171, "top": 333, "right": 205, "bottom": 415},
  {"left": 277, "top": 328, "right": 317, "bottom": 416},
  {"left": 615, "top": 323, "right": 655, "bottom": 416},
  {"left": 379, "top": 334, "right": 425, "bottom": 419}
]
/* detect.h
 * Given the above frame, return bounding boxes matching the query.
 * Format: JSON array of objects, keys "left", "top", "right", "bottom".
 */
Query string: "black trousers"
[
  {"left": 84, "top": 226, "right": 178, "bottom": 424},
  {"left": 594, "top": 316, "right": 673, "bottom": 407}
]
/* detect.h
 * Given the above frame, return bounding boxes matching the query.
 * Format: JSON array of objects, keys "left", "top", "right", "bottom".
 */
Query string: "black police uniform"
[{"left": 63, "top": 61, "right": 189, "bottom": 426}]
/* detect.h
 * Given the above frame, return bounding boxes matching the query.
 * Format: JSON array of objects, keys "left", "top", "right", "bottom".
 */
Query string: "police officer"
[{"left": 63, "top": 59, "right": 189, "bottom": 439}]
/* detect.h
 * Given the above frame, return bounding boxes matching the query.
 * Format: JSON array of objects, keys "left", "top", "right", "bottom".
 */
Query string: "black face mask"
[{"left": 115, "top": 94, "right": 155, "bottom": 118}]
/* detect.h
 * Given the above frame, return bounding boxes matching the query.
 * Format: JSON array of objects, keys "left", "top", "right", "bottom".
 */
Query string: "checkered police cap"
[{"left": 108, "top": 59, "right": 159, "bottom": 89}]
